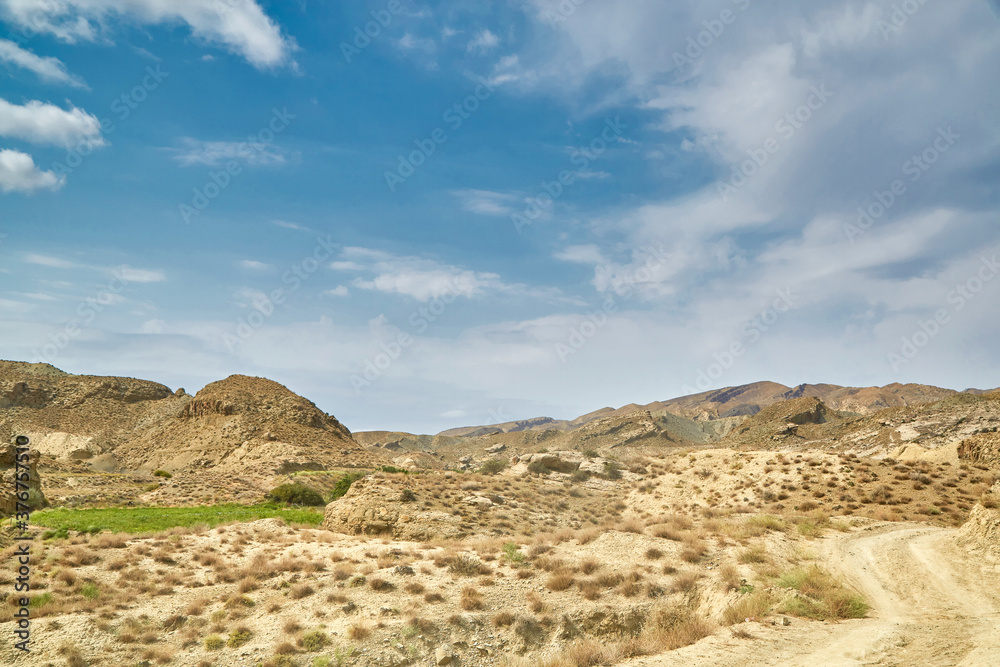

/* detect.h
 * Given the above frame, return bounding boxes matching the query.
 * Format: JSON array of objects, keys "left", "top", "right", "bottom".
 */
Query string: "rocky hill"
[
  {"left": 113, "top": 374, "right": 381, "bottom": 476},
  {"left": 430, "top": 382, "right": 973, "bottom": 444},
  {"left": 0, "top": 361, "right": 387, "bottom": 502}
]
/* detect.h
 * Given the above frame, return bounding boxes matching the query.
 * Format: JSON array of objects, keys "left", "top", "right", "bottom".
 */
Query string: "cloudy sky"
[{"left": 1, "top": 0, "right": 999, "bottom": 433}]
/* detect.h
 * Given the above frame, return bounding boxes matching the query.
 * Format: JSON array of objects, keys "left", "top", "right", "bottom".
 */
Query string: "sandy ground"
[{"left": 620, "top": 523, "right": 1000, "bottom": 666}]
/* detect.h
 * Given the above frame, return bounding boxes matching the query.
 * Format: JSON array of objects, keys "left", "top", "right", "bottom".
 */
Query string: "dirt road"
[{"left": 622, "top": 523, "right": 1000, "bottom": 666}]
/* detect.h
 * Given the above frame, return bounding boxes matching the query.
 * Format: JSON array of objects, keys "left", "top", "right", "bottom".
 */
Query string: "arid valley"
[{"left": 2, "top": 361, "right": 998, "bottom": 666}]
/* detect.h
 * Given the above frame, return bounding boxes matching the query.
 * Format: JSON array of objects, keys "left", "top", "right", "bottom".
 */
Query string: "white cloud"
[
  {"left": 337, "top": 247, "right": 506, "bottom": 302},
  {"left": 118, "top": 267, "right": 165, "bottom": 283},
  {"left": 272, "top": 220, "right": 310, "bottom": 232},
  {"left": 0, "top": 38, "right": 86, "bottom": 87},
  {"left": 141, "top": 319, "right": 166, "bottom": 334},
  {"left": 0, "top": 98, "right": 104, "bottom": 149},
  {"left": 467, "top": 29, "right": 500, "bottom": 54},
  {"left": 453, "top": 189, "right": 518, "bottom": 216},
  {"left": 24, "top": 254, "right": 79, "bottom": 269},
  {"left": 171, "top": 138, "right": 287, "bottom": 167},
  {"left": 0, "top": 0, "right": 294, "bottom": 70},
  {"left": 237, "top": 259, "right": 272, "bottom": 271},
  {"left": 324, "top": 286, "right": 349, "bottom": 297},
  {"left": 554, "top": 245, "right": 605, "bottom": 265},
  {"left": 398, "top": 33, "right": 435, "bottom": 52},
  {"left": 0, "top": 150, "right": 63, "bottom": 193}
]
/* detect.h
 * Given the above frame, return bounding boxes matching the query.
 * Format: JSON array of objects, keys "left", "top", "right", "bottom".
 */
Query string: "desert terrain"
[{"left": 1, "top": 360, "right": 999, "bottom": 666}]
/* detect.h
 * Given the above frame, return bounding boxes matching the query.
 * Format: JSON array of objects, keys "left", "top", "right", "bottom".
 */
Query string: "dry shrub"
[
  {"left": 288, "top": 583, "right": 314, "bottom": 600},
  {"left": 718, "top": 564, "right": 741, "bottom": 592},
  {"left": 368, "top": 577, "right": 394, "bottom": 592},
  {"left": 579, "top": 579, "right": 602, "bottom": 601},
  {"left": 738, "top": 546, "right": 769, "bottom": 564},
  {"left": 723, "top": 588, "right": 775, "bottom": 625},
  {"left": 643, "top": 606, "right": 714, "bottom": 651},
  {"left": 579, "top": 558, "right": 600, "bottom": 575},
  {"left": 620, "top": 518, "right": 645, "bottom": 534},
  {"left": 670, "top": 571, "right": 701, "bottom": 595},
  {"left": 347, "top": 621, "right": 370, "bottom": 640},
  {"left": 546, "top": 570, "right": 575, "bottom": 592},
  {"left": 460, "top": 586, "right": 485, "bottom": 611},
  {"left": 493, "top": 610, "right": 516, "bottom": 627}
]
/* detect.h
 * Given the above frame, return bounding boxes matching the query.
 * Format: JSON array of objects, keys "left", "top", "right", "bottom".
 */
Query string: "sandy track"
[{"left": 623, "top": 523, "right": 1000, "bottom": 666}]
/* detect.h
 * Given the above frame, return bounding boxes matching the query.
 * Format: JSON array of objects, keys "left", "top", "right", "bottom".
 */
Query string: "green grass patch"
[
  {"left": 31, "top": 502, "right": 323, "bottom": 534},
  {"left": 80, "top": 583, "right": 100, "bottom": 599},
  {"left": 775, "top": 566, "right": 869, "bottom": 620},
  {"left": 28, "top": 593, "right": 53, "bottom": 609}
]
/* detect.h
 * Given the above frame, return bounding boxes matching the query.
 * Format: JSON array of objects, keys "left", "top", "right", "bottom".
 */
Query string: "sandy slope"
[{"left": 622, "top": 524, "right": 1000, "bottom": 666}]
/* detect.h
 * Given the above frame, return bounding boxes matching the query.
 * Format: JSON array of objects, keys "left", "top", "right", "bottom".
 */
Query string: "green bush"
[
  {"left": 603, "top": 462, "right": 623, "bottom": 480},
  {"left": 379, "top": 465, "right": 409, "bottom": 474},
  {"left": 267, "top": 483, "right": 325, "bottom": 507},
  {"left": 571, "top": 469, "right": 591, "bottom": 483},
  {"left": 204, "top": 635, "right": 224, "bottom": 651},
  {"left": 478, "top": 458, "right": 508, "bottom": 475},
  {"left": 327, "top": 473, "right": 366, "bottom": 502},
  {"left": 301, "top": 630, "right": 329, "bottom": 651},
  {"left": 502, "top": 542, "right": 525, "bottom": 563},
  {"left": 227, "top": 627, "right": 253, "bottom": 648},
  {"left": 527, "top": 460, "right": 549, "bottom": 475},
  {"left": 153, "top": 469, "right": 172, "bottom": 478}
]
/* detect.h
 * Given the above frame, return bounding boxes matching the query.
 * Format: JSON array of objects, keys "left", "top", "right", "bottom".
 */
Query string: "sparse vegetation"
[{"left": 267, "top": 483, "right": 326, "bottom": 506}]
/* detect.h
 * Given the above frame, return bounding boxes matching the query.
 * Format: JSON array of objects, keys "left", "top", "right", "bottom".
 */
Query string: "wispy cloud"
[
  {"left": 0, "top": 38, "right": 86, "bottom": 87},
  {"left": 171, "top": 138, "right": 288, "bottom": 167},
  {"left": 467, "top": 29, "right": 500, "bottom": 54},
  {"left": 237, "top": 260, "right": 272, "bottom": 271},
  {"left": 453, "top": 189, "right": 519, "bottom": 216}
]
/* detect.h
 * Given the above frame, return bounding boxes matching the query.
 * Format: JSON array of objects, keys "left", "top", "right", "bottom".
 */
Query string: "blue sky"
[{"left": 1, "top": 0, "right": 999, "bottom": 433}]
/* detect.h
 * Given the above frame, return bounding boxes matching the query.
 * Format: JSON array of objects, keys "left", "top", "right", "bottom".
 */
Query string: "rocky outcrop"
[
  {"left": 0, "top": 439, "right": 47, "bottom": 516},
  {"left": 322, "top": 476, "right": 462, "bottom": 540},
  {"left": 956, "top": 483, "right": 1000, "bottom": 562},
  {"left": 958, "top": 432, "right": 1000, "bottom": 466}
]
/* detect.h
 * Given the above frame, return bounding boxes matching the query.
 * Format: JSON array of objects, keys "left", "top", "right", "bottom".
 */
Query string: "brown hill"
[
  {"left": 433, "top": 382, "right": 964, "bottom": 441},
  {"left": 0, "top": 362, "right": 386, "bottom": 497},
  {"left": 658, "top": 381, "right": 960, "bottom": 420},
  {"left": 106, "top": 374, "right": 382, "bottom": 476},
  {"left": 0, "top": 360, "right": 182, "bottom": 460}
]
